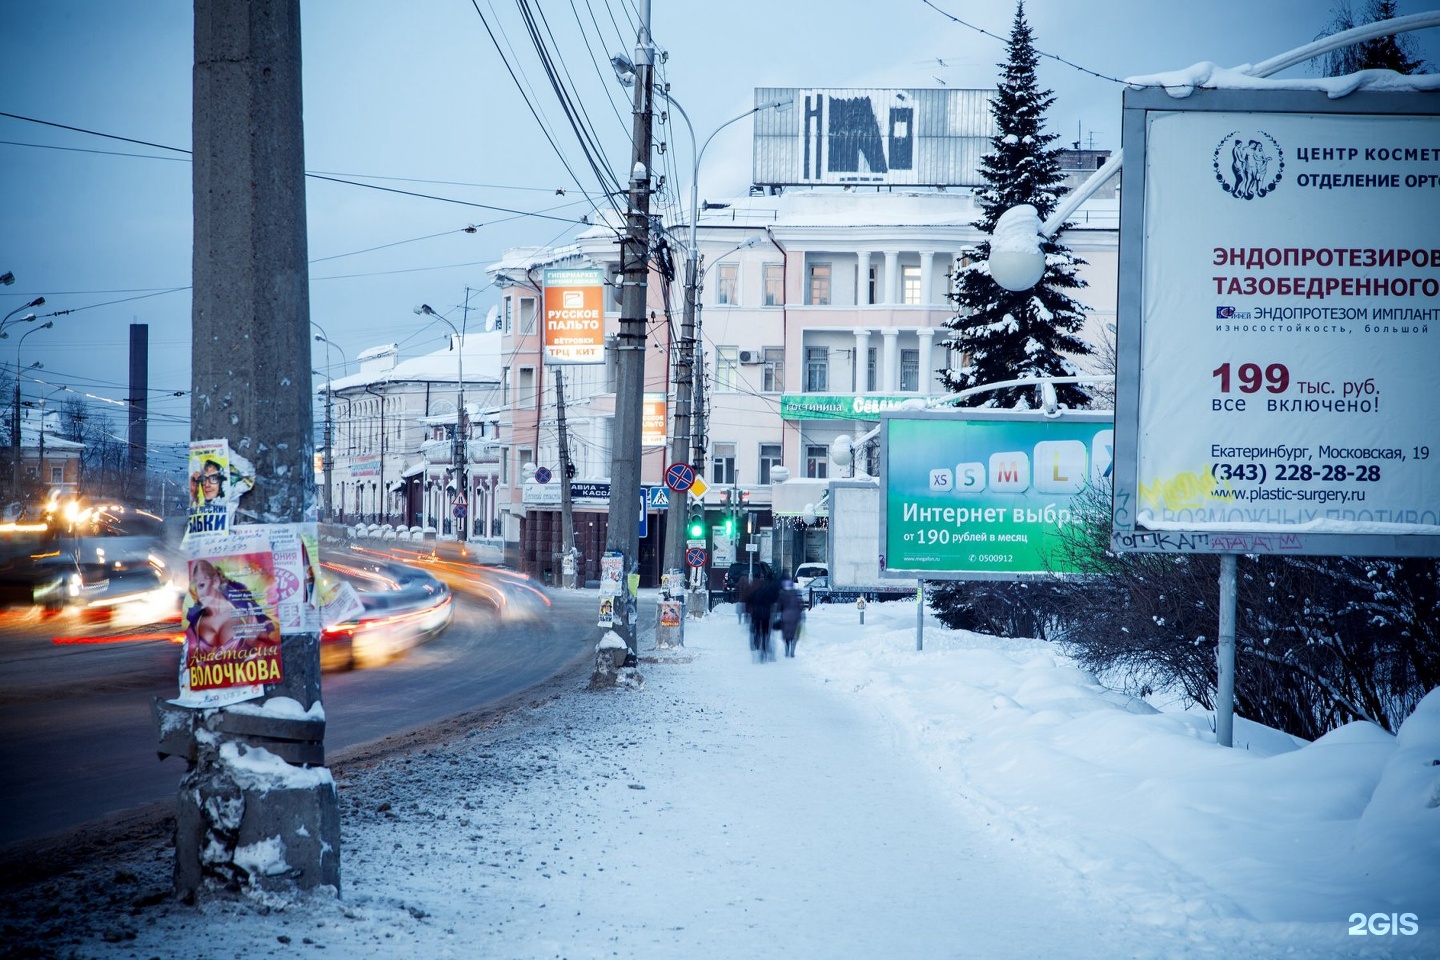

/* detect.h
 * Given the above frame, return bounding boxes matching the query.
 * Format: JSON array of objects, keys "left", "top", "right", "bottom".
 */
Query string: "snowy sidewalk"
[{"left": 14, "top": 600, "right": 1438, "bottom": 959}]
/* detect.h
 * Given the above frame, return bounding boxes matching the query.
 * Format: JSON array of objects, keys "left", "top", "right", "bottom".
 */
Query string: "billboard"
[
  {"left": 880, "top": 411, "right": 1113, "bottom": 579},
  {"left": 752, "top": 87, "right": 995, "bottom": 188},
  {"left": 542, "top": 267, "right": 606, "bottom": 364},
  {"left": 1112, "top": 89, "right": 1440, "bottom": 557}
]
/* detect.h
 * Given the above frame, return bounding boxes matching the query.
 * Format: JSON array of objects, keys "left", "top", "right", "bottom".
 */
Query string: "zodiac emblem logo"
[{"left": 1213, "top": 130, "right": 1284, "bottom": 200}]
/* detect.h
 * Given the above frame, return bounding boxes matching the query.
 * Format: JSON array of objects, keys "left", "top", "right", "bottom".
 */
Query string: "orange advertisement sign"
[
  {"left": 542, "top": 267, "right": 606, "bottom": 364},
  {"left": 643, "top": 393, "right": 666, "bottom": 447}
]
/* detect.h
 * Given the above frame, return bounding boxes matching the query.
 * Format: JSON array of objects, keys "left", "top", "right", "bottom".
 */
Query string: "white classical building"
[{"left": 479, "top": 88, "right": 1119, "bottom": 586}]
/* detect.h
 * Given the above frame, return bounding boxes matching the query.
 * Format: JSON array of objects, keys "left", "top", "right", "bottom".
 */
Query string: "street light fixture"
[
  {"left": 311, "top": 323, "right": 347, "bottom": 522},
  {"left": 653, "top": 91, "right": 791, "bottom": 579},
  {"left": 1, "top": 297, "right": 45, "bottom": 336},
  {"left": 12, "top": 319, "right": 55, "bottom": 496},
  {"left": 414, "top": 303, "right": 468, "bottom": 541}
]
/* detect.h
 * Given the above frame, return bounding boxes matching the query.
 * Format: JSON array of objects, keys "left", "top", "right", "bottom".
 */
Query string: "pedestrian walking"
[
  {"left": 777, "top": 578, "right": 804, "bottom": 657},
  {"left": 747, "top": 572, "right": 780, "bottom": 662}
]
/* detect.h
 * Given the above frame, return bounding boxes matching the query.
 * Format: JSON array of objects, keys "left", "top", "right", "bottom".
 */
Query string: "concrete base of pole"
[
  {"left": 173, "top": 720, "right": 340, "bottom": 899},
  {"left": 588, "top": 645, "right": 644, "bottom": 690}
]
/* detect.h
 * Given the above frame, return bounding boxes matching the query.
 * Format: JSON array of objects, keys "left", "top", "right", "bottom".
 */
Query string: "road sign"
[
  {"left": 685, "top": 546, "right": 707, "bottom": 568},
  {"left": 646, "top": 486, "right": 670, "bottom": 509},
  {"left": 452, "top": 502, "right": 467, "bottom": 519},
  {"left": 688, "top": 476, "right": 709, "bottom": 499},
  {"left": 665, "top": 462, "right": 695, "bottom": 492},
  {"left": 534, "top": 466, "right": 552, "bottom": 484}
]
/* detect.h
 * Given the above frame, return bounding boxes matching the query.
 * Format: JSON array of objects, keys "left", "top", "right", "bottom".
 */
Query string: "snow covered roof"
[{"left": 320, "top": 331, "right": 504, "bottom": 394}]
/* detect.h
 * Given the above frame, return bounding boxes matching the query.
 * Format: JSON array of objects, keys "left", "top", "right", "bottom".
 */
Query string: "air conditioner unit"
[{"left": 738, "top": 349, "right": 762, "bottom": 364}]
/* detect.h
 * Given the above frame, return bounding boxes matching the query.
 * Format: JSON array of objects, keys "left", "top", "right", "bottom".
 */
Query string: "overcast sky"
[{"left": 2, "top": 0, "right": 1436, "bottom": 478}]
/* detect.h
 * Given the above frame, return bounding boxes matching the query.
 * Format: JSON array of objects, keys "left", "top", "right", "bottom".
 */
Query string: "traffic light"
[
  {"left": 687, "top": 508, "right": 705, "bottom": 540},
  {"left": 723, "top": 514, "right": 735, "bottom": 537}
]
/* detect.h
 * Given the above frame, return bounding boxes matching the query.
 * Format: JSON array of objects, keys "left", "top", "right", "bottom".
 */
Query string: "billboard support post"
[{"left": 1216, "top": 554, "right": 1237, "bottom": 747}]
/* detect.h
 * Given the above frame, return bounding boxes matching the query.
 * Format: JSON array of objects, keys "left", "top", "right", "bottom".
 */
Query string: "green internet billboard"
[{"left": 880, "top": 411, "right": 1114, "bottom": 579}]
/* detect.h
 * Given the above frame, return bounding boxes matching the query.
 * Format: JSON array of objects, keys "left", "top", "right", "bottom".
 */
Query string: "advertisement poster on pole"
[
  {"left": 599, "top": 550, "right": 623, "bottom": 597},
  {"left": 542, "top": 267, "right": 606, "bottom": 364},
  {"left": 183, "top": 439, "right": 254, "bottom": 546},
  {"left": 1113, "top": 89, "right": 1440, "bottom": 557},
  {"left": 268, "top": 522, "right": 320, "bottom": 634},
  {"left": 175, "top": 524, "right": 282, "bottom": 708}
]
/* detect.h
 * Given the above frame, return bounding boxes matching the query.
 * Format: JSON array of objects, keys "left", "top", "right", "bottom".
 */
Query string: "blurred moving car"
[
  {"left": 0, "top": 500, "right": 172, "bottom": 610},
  {"left": 319, "top": 559, "right": 453, "bottom": 670}
]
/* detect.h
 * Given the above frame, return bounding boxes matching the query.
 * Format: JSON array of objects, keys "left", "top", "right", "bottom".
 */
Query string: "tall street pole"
[
  {"left": 603, "top": 0, "right": 655, "bottom": 664},
  {"left": 180, "top": 0, "right": 338, "bottom": 895}
]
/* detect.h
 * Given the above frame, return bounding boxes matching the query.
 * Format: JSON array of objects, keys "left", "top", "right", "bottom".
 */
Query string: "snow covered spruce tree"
[{"left": 940, "top": 0, "right": 1092, "bottom": 410}]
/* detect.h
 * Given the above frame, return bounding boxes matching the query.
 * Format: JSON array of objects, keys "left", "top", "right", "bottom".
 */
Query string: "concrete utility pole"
[
  {"left": 555, "top": 367, "right": 577, "bottom": 587},
  {"left": 604, "top": 0, "right": 655, "bottom": 663},
  {"left": 177, "top": 0, "right": 338, "bottom": 895}
]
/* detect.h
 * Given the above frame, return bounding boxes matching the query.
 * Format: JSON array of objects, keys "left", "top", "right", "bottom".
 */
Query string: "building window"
[
  {"left": 866, "top": 347, "right": 878, "bottom": 391},
  {"left": 518, "top": 367, "right": 535, "bottom": 408},
  {"left": 716, "top": 263, "right": 738, "bottom": 305},
  {"left": 901, "top": 264, "right": 923, "bottom": 305},
  {"left": 759, "top": 443, "right": 783, "bottom": 484},
  {"left": 807, "top": 263, "right": 831, "bottom": 305},
  {"left": 518, "top": 448, "right": 533, "bottom": 485},
  {"left": 762, "top": 263, "right": 784, "bottom": 306},
  {"left": 711, "top": 442, "right": 736, "bottom": 485},
  {"left": 762, "top": 347, "right": 784, "bottom": 392},
  {"left": 504, "top": 298, "right": 513, "bottom": 332},
  {"left": 805, "top": 347, "right": 829, "bottom": 392},
  {"left": 867, "top": 265, "right": 878, "bottom": 305},
  {"left": 806, "top": 445, "right": 828, "bottom": 479},
  {"left": 900, "top": 348, "right": 919, "bottom": 391},
  {"left": 51, "top": 464, "right": 64, "bottom": 484},
  {"left": 715, "top": 346, "right": 738, "bottom": 392},
  {"left": 501, "top": 367, "right": 510, "bottom": 405},
  {"left": 520, "top": 296, "right": 537, "bottom": 333}
]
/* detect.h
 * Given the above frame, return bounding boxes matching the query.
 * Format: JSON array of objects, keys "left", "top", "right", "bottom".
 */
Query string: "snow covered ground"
[{"left": 5, "top": 595, "right": 1437, "bottom": 959}]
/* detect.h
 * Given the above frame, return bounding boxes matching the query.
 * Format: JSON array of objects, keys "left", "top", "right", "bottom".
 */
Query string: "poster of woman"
[{"left": 175, "top": 526, "right": 282, "bottom": 706}]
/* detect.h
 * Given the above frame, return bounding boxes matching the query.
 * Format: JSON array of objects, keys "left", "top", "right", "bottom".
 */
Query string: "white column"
[
  {"left": 853, "top": 329, "right": 871, "bottom": 391},
  {"left": 881, "top": 328, "right": 899, "bottom": 391},
  {"left": 883, "top": 250, "right": 899, "bottom": 305},
  {"left": 917, "top": 328, "right": 936, "bottom": 394},
  {"left": 856, "top": 251, "right": 872, "bottom": 305},
  {"left": 919, "top": 250, "right": 936, "bottom": 306}
]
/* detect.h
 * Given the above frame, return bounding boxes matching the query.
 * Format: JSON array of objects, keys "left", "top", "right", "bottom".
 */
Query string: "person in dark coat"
[
  {"left": 746, "top": 572, "right": 780, "bottom": 661},
  {"left": 776, "top": 579, "right": 804, "bottom": 657}
]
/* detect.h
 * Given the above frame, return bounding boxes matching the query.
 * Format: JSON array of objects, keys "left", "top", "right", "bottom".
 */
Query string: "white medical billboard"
[{"left": 1112, "top": 88, "right": 1440, "bottom": 557}]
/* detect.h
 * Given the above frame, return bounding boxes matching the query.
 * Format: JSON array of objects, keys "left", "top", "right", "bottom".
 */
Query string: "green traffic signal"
[{"left": 687, "top": 515, "right": 705, "bottom": 539}]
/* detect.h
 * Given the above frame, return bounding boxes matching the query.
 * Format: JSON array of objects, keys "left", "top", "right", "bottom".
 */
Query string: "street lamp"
[
  {"left": 12, "top": 320, "right": 54, "bottom": 496},
  {"left": 1, "top": 297, "right": 45, "bottom": 337},
  {"left": 655, "top": 93, "right": 791, "bottom": 580},
  {"left": 414, "top": 303, "right": 468, "bottom": 540},
  {"left": 311, "top": 323, "right": 348, "bottom": 522}
]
